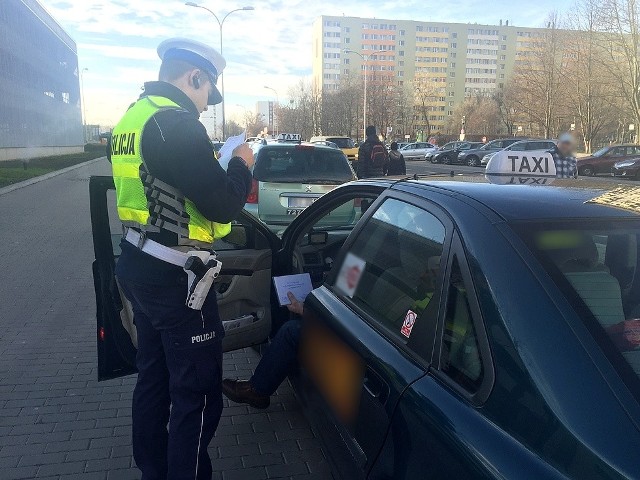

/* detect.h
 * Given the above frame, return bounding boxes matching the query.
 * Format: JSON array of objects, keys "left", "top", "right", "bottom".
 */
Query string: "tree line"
[{"left": 237, "top": 0, "right": 639, "bottom": 153}]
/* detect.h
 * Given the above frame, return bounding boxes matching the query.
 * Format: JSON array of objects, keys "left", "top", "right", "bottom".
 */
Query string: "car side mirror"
[{"left": 223, "top": 224, "right": 249, "bottom": 248}]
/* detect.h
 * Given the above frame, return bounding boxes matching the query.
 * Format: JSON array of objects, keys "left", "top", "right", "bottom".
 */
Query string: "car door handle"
[{"left": 363, "top": 367, "right": 387, "bottom": 403}]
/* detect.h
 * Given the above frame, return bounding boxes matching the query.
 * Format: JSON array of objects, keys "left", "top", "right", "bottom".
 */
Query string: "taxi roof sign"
[
  {"left": 277, "top": 133, "right": 302, "bottom": 142},
  {"left": 486, "top": 150, "right": 556, "bottom": 177}
]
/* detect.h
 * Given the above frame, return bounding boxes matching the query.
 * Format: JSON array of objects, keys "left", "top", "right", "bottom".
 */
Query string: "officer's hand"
[
  {"left": 286, "top": 292, "right": 304, "bottom": 316},
  {"left": 232, "top": 143, "right": 255, "bottom": 169}
]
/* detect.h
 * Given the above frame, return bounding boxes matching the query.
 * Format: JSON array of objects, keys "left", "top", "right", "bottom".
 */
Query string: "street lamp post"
[
  {"left": 185, "top": 2, "right": 254, "bottom": 140},
  {"left": 80, "top": 67, "right": 88, "bottom": 144},
  {"left": 263, "top": 86, "right": 279, "bottom": 136},
  {"left": 344, "top": 49, "right": 371, "bottom": 141}
]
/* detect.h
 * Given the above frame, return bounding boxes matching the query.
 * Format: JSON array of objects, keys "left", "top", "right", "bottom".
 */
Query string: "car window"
[
  {"left": 404, "top": 143, "right": 416, "bottom": 150},
  {"left": 612, "top": 147, "right": 626, "bottom": 156},
  {"left": 516, "top": 221, "right": 640, "bottom": 400},
  {"left": 254, "top": 146, "right": 354, "bottom": 183},
  {"left": 334, "top": 198, "right": 445, "bottom": 359},
  {"left": 441, "top": 255, "right": 484, "bottom": 392},
  {"left": 326, "top": 137, "right": 355, "bottom": 149},
  {"left": 592, "top": 146, "right": 610, "bottom": 157}
]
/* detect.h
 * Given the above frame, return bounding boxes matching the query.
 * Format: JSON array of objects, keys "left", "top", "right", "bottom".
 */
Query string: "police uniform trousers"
[{"left": 119, "top": 277, "right": 224, "bottom": 480}]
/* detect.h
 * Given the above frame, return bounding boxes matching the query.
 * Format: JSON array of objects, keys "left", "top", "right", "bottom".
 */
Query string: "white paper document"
[
  {"left": 273, "top": 273, "right": 313, "bottom": 306},
  {"left": 217, "top": 130, "right": 246, "bottom": 171}
]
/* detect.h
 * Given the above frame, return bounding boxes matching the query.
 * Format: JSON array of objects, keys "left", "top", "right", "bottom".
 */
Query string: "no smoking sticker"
[{"left": 401, "top": 310, "right": 417, "bottom": 338}]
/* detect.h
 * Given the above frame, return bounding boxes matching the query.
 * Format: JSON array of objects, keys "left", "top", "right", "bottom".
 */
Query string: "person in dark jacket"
[
  {"left": 109, "top": 38, "right": 253, "bottom": 480},
  {"left": 387, "top": 141, "right": 406, "bottom": 176},
  {"left": 357, "top": 125, "right": 388, "bottom": 178}
]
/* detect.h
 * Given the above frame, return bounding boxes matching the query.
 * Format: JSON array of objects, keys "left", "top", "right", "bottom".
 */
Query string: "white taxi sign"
[
  {"left": 486, "top": 150, "right": 556, "bottom": 177},
  {"left": 277, "top": 133, "right": 301, "bottom": 142}
]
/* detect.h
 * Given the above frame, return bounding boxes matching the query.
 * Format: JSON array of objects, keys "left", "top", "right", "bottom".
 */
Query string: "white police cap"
[{"left": 157, "top": 37, "right": 226, "bottom": 105}]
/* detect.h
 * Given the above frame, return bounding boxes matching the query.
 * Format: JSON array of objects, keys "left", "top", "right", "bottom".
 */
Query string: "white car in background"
[{"left": 481, "top": 139, "right": 557, "bottom": 166}]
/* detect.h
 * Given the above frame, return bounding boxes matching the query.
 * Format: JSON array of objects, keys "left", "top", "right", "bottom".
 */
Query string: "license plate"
[
  {"left": 286, "top": 209, "right": 304, "bottom": 216},
  {"left": 288, "top": 197, "right": 316, "bottom": 208}
]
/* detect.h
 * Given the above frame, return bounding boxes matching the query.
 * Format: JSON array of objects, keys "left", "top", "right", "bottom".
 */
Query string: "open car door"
[{"left": 90, "top": 176, "right": 279, "bottom": 381}]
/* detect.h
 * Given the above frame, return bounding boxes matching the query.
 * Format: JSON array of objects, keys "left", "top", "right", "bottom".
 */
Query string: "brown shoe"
[{"left": 222, "top": 379, "right": 270, "bottom": 409}]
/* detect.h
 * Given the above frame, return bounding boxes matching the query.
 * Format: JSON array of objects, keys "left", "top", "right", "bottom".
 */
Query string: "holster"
[{"left": 183, "top": 251, "right": 222, "bottom": 310}]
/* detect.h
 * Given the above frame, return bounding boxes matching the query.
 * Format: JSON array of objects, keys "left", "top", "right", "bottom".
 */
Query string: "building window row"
[
  {"left": 467, "top": 48, "right": 498, "bottom": 55},
  {"left": 416, "top": 56, "right": 448, "bottom": 63},
  {"left": 416, "top": 46, "right": 449, "bottom": 53},
  {"left": 324, "top": 20, "right": 340, "bottom": 27},
  {"left": 465, "top": 77, "right": 497, "bottom": 84},
  {"left": 323, "top": 52, "right": 340, "bottom": 59},
  {"left": 468, "top": 28, "right": 499, "bottom": 35},
  {"left": 362, "top": 33, "right": 396, "bottom": 40},
  {"left": 362, "top": 23, "right": 397, "bottom": 30},
  {"left": 416, "top": 36, "right": 449, "bottom": 43},
  {"left": 323, "top": 42, "right": 340, "bottom": 48},
  {"left": 324, "top": 32, "right": 340, "bottom": 38},
  {"left": 362, "top": 44, "right": 396, "bottom": 51},
  {"left": 416, "top": 25, "right": 449, "bottom": 33},
  {"left": 362, "top": 64, "right": 396, "bottom": 71},
  {"left": 416, "top": 66, "right": 448, "bottom": 73},
  {"left": 466, "top": 58, "right": 497, "bottom": 64},
  {"left": 467, "top": 38, "right": 498, "bottom": 45},
  {"left": 517, "top": 31, "right": 543, "bottom": 38},
  {"left": 465, "top": 67, "right": 496, "bottom": 74}
]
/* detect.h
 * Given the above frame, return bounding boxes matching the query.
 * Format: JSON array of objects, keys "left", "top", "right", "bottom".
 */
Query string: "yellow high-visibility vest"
[{"left": 111, "top": 95, "right": 231, "bottom": 244}]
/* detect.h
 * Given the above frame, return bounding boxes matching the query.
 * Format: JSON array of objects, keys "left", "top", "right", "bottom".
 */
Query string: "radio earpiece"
[{"left": 193, "top": 76, "right": 200, "bottom": 89}]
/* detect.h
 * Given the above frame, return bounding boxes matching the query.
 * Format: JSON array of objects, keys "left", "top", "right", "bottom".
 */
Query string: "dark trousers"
[
  {"left": 249, "top": 319, "right": 301, "bottom": 396},
  {"left": 119, "top": 278, "right": 224, "bottom": 480}
]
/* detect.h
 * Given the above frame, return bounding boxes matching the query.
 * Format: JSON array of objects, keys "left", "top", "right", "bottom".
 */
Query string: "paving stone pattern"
[{"left": 0, "top": 160, "right": 334, "bottom": 479}]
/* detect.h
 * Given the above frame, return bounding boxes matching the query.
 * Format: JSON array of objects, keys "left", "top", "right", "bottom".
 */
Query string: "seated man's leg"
[{"left": 223, "top": 319, "right": 301, "bottom": 408}]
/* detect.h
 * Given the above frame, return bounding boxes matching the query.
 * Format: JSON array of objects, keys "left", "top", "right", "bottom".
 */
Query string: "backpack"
[{"left": 370, "top": 143, "right": 388, "bottom": 168}]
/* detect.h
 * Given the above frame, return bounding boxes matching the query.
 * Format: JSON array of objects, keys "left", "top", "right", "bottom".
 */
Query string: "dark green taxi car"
[{"left": 91, "top": 171, "right": 640, "bottom": 479}]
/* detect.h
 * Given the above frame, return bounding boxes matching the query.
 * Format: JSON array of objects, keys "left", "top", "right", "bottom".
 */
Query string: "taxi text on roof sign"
[
  {"left": 486, "top": 150, "right": 556, "bottom": 177},
  {"left": 277, "top": 133, "right": 301, "bottom": 141}
]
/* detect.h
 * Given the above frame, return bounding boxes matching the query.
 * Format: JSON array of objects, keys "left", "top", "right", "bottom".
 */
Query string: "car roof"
[
  {"left": 385, "top": 175, "right": 640, "bottom": 221},
  {"left": 255, "top": 141, "right": 343, "bottom": 153}
]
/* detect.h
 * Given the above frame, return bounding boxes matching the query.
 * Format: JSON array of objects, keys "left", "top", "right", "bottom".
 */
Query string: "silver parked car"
[
  {"left": 399, "top": 142, "right": 436, "bottom": 160},
  {"left": 481, "top": 139, "right": 557, "bottom": 166},
  {"left": 244, "top": 140, "right": 357, "bottom": 226}
]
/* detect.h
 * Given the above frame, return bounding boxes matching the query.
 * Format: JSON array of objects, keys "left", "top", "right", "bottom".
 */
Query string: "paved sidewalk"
[{"left": 0, "top": 159, "right": 332, "bottom": 479}]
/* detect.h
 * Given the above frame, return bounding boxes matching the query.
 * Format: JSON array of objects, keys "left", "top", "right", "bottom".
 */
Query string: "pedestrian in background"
[
  {"left": 387, "top": 141, "right": 406, "bottom": 176},
  {"left": 550, "top": 133, "right": 578, "bottom": 178},
  {"left": 357, "top": 125, "right": 388, "bottom": 178}
]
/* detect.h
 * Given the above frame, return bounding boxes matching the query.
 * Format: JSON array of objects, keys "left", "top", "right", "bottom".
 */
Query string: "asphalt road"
[{"left": 0, "top": 159, "right": 331, "bottom": 480}]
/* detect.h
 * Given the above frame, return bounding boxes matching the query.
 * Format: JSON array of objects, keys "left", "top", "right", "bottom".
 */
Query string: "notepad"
[{"left": 273, "top": 273, "right": 313, "bottom": 306}]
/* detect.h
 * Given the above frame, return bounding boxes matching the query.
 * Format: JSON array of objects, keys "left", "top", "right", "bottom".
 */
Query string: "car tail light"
[
  {"left": 295, "top": 144, "right": 314, "bottom": 150},
  {"left": 246, "top": 179, "right": 259, "bottom": 204},
  {"left": 99, "top": 327, "right": 105, "bottom": 341}
]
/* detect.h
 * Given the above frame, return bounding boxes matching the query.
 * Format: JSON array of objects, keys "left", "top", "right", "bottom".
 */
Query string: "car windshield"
[
  {"left": 326, "top": 137, "right": 355, "bottom": 149},
  {"left": 592, "top": 147, "right": 611, "bottom": 157},
  {"left": 516, "top": 220, "right": 640, "bottom": 400},
  {"left": 480, "top": 142, "right": 497, "bottom": 150},
  {"left": 254, "top": 146, "right": 354, "bottom": 184}
]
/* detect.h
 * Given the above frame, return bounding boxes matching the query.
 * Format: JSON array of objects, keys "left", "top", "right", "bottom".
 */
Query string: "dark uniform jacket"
[
  {"left": 357, "top": 135, "right": 387, "bottom": 178},
  {"left": 110, "top": 81, "right": 252, "bottom": 286}
]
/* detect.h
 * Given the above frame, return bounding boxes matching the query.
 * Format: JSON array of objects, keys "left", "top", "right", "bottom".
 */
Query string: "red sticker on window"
[
  {"left": 606, "top": 319, "right": 640, "bottom": 352},
  {"left": 401, "top": 310, "right": 417, "bottom": 338}
]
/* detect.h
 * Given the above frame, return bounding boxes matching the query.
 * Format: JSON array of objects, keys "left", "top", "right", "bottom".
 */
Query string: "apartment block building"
[{"left": 312, "top": 15, "right": 546, "bottom": 135}]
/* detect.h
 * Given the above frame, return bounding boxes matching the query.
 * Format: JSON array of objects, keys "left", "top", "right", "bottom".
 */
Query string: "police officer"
[{"left": 109, "top": 38, "right": 254, "bottom": 479}]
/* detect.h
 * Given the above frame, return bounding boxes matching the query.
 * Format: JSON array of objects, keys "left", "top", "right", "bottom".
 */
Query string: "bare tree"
[
  {"left": 413, "top": 76, "right": 442, "bottom": 138},
  {"left": 563, "top": 0, "right": 620, "bottom": 151},
  {"left": 493, "top": 83, "right": 521, "bottom": 136},
  {"left": 225, "top": 120, "right": 243, "bottom": 137},
  {"left": 596, "top": 0, "right": 640, "bottom": 140},
  {"left": 276, "top": 80, "right": 323, "bottom": 140},
  {"left": 446, "top": 94, "right": 502, "bottom": 136},
  {"left": 510, "top": 13, "right": 567, "bottom": 138},
  {"left": 242, "top": 112, "right": 266, "bottom": 137}
]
